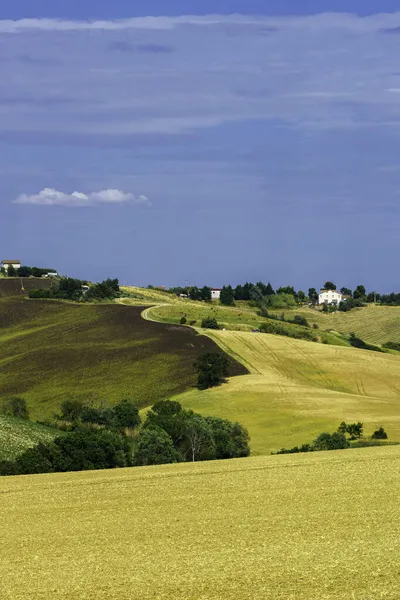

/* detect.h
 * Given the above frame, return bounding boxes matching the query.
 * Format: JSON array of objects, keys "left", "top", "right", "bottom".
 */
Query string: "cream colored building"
[
  {"left": 1, "top": 260, "right": 21, "bottom": 273},
  {"left": 318, "top": 289, "right": 343, "bottom": 305}
]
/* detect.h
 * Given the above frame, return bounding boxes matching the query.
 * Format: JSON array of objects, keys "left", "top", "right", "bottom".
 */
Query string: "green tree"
[
  {"left": 324, "top": 281, "right": 336, "bottom": 291},
  {"left": 353, "top": 285, "right": 367, "bottom": 300},
  {"left": 265, "top": 282, "right": 275, "bottom": 296},
  {"left": 201, "top": 316, "right": 219, "bottom": 330},
  {"left": 220, "top": 285, "right": 235, "bottom": 306},
  {"left": 200, "top": 286, "right": 212, "bottom": 302},
  {"left": 188, "top": 286, "right": 202, "bottom": 301},
  {"left": 308, "top": 288, "right": 318, "bottom": 304},
  {"left": 311, "top": 432, "right": 349, "bottom": 451},
  {"left": 206, "top": 416, "right": 250, "bottom": 459},
  {"left": 58, "top": 400, "right": 85, "bottom": 423},
  {"left": 371, "top": 427, "right": 388, "bottom": 440},
  {"left": 7, "top": 264, "right": 16, "bottom": 277},
  {"left": 337, "top": 421, "right": 363, "bottom": 440},
  {"left": 183, "top": 412, "right": 216, "bottom": 462},
  {"left": 133, "top": 426, "right": 178, "bottom": 466},
  {"left": 144, "top": 400, "right": 187, "bottom": 447},
  {"left": 2, "top": 396, "right": 29, "bottom": 420},
  {"left": 297, "top": 291, "right": 306, "bottom": 302},
  {"left": 112, "top": 399, "right": 141, "bottom": 430},
  {"left": 194, "top": 353, "right": 230, "bottom": 390},
  {"left": 340, "top": 287, "right": 352, "bottom": 297}
]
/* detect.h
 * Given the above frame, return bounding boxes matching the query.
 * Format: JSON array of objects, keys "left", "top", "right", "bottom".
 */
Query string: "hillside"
[
  {"left": 177, "top": 329, "right": 400, "bottom": 454},
  {"left": 0, "top": 297, "right": 246, "bottom": 419},
  {"left": 1, "top": 446, "right": 400, "bottom": 599},
  {"left": 0, "top": 277, "right": 52, "bottom": 297},
  {"left": 0, "top": 415, "right": 60, "bottom": 461},
  {"left": 139, "top": 297, "right": 400, "bottom": 346}
]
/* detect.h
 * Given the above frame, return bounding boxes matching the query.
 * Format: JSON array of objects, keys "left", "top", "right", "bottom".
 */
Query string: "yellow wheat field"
[
  {"left": 1, "top": 446, "right": 400, "bottom": 599},
  {"left": 178, "top": 330, "right": 400, "bottom": 454}
]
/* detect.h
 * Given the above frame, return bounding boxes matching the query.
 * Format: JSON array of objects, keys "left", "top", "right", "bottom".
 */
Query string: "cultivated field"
[
  {"left": 292, "top": 304, "right": 400, "bottom": 345},
  {"left": 178, "top": 330, "right": 400, "bottom": 454},
  {"left": 1, "top": 446, "right": 400, "bottom": 600},
  {"left": 0, "top": 298, "right": 246, "bottom": 419},
  {"left": 0, "top": 277, "right": 52, "bottom": 297},
  {"left": 0, "top": 415, "right": 60, "bottom": 461}
]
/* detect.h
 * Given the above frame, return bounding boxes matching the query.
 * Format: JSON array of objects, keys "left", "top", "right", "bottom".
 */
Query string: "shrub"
[
  {"left": 201, "top": 317, "right": 220, "bottom": 330},
  {"left": 259, "top": 321, "right": 317, "bottom": 342},
  {"left": 189, "top": 320, "right": 197, "bottom": 326},
  {"left": 291, "top": 315, "right": 310, "bottom": 327},
  {"left": 311, "top": 432, "right": 350, "bottom": 451},
  {"left": 2, "top": 397, "right": 29, "bottom": 420},
  {"left": 372, "top": 427, "right": 388, "bottom": 440},
  {"left": 194, "top": 353, "right": 230, "bottom": 390},
  {"left": 180, "top": 316, "right": 187, "bottom": 325},
  {"left": 382, "top": 341, "right": 400, "bottom": 352},
  {"left": 133, "top": 426, "right": 179, "bottom": 466},
  {"left": 206, "top": 417, "right": 250, "bottom": 459},
  {"left": 349, "top": 333, "right": 383, "bottom": 353}
]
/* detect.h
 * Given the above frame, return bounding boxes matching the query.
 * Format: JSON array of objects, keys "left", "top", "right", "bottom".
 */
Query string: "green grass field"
[
  {"left": 0, "top": 415, "right": 60, "bottom": 461},
  {"left": 0, "top": 297, "right": 245, "bottom": 420},
  {"left": 2, "top": 446, "right": 400, "bottom": 599},
  {"left": 177, "top": 330, "right": 400, "bottom": 454}
]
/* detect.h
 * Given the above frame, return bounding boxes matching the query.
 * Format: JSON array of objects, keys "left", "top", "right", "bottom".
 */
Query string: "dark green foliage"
[
  {"left": 1, "top": 429, "right": 132, "bottom": 475},
  {"left": 353, "top": 285, "right": 367, "bottom": 301},
  {"left": 142, "top": 401, "right": 250, "bottom": 464},
  {"left": 220, "top": 285, "right": 235, "bottom": 306},
  {"left": 194, "top": 353, "right": 230, "bottom": 390},
  {"left": 297, "top": 291, "right": 306, "bottom": 302},
  {"left": 144, "top": 400, "right": 188, "bottom": 446},
  {"left": 339, "top": 298, "right": 366, "bottom": 312},
  {"left": 183, "top": 412, "right": 216, "bottom": 462},
  {"left": 2, "top": 396, "right": 29, "bottom": 420},
  {"left": 291, "top": 315, "right": 309, "bottom": 327},
  {"left": 265, "top": 282, "right": 275, "bottom": 296},
  {"left": 201, "top": 316, "right": 220, "bottom": 330},
  {"left": 85, "top": 278, "right": 120, "bottom": 301},
  {"left": 372, "top": 427, "right": 388, "bottom": 440},
  {"left": 349, "top": 333, "right": 383, "bottom": 353},
  {"left": 206, "top": 417, "right": 250, "bottom": 459},
  {"left": 188, "top": 286, "right": 202, "bottom": 301},
  {"left": 112, "top": 399, "right": 141, "bottom": 430},
  {"left": 322, "top": 303, "right": 337, "bottom": 313},
  {"left": 382, "top": 341, "right": 400, "bottom": 352},
  {"left": 324, "top": 282, "right": 336, "bottom": 291},
  {"left": 276, "top": 286, "right": 296, "bottom": 297},
  {"left": 340, "top": 287, "right": 352, "bottom": 297},
  {"left": 367, "top": 291, "right": 380, "bottom": 303},
  {"left": 200, "top": 286, "right": 212, "bottom": 302},
  {"left": 308, "top": 288, "right": 318, "bottom": 304},
  {"left": 58, "top": 400, "right": 86, "bottom": 423},
  {"left": 133, "top": 427, "right": 178, "bottom": 466},
  {"left": 380, "top": 293, "right": 400, "bottom": 306},
  {"left": 259, "top": 321, "right": 317, "bottom": 341},
  {"left": 311, "top": 432, "right": 350, "bottom": 451},
  {"left": 7, "top": 265, "right": 17, "bottom": 277},
  {"left": 180, "top": 316, "right": 187, "bottom": 325},
  {"left": 338, "top": 421, "right": 363, "bottom": 440}
]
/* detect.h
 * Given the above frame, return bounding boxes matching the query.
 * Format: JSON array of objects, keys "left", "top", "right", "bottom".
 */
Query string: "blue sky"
[{"left": 2, "top": 1, "right": 400, "bottom": 290}]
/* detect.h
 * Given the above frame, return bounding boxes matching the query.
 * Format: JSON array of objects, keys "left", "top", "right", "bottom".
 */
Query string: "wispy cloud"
[
  {"left": 13, "top": 188, "right": 150, "bottom": 207},
  {"left": 109, "top": 41, "right": 173, "bottom": 54},
  {"left": 2, "top": 12, "right": 400, "bottom": 137}
]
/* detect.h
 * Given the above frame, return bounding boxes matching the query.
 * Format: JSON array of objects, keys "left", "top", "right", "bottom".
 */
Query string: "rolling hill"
[
  {"left": 1, "top": 446, "right": 399, "bottom": 600},
  {"left": 0, "top": 296, "right": 246, "bottom": 420},
  {"left": 177, "top": 329, "right": 400, "bottom": 454},
  {"left": 0, "top": 415, "right": 60, "bottom": 461}
]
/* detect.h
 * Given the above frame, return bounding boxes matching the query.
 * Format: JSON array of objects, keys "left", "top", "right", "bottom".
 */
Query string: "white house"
[
  {"left": 1, "top": 259, "right": 21, "bottom": 273},
  {"left": 211, "top": 289, "right": 222, "bottom": 300},
  {"left": 318, "top": 289, "right": 343, "bottom": 305}
]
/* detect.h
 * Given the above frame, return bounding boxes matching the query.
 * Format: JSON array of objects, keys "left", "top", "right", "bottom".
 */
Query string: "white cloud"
[{"left": 13, "top": 188, "right": 150, "bottom": 207}]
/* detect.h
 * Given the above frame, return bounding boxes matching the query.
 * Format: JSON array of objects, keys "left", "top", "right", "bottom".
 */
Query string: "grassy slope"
[
  {"left": 2, "top": 446, "right": 400, "bottom": 600},
  {"left": 138, "top": 294, "right": 400, "bottom": 346},
  {"left": 0, "top": 415, "right": 60, "bottom": 461},
  {"left": 290, "top": 304, "right": 400, "bottom": 345},
  {"left": 0, "top": 297, "right": 246, "bottom": 420},
  {"left": 178, "top": 330, "right": 400, "bottom": 454}
]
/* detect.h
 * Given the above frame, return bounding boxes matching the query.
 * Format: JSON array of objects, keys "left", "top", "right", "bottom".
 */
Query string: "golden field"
[
  {"left": 1, "top": 446, "right": 400, "bottom": 600},
  {"left": 178, "top": 330, "right": 400, "bottom": 454}
]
